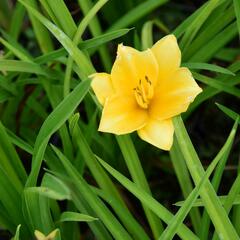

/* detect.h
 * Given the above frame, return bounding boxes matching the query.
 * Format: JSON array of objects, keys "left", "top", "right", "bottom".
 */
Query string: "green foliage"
[{"left": 0, "top": 0, "right": 239, "bottom": 240}]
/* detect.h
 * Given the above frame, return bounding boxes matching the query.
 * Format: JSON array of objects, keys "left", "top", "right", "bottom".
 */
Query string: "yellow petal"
[
  {"left": 99, "top": 94, "right": 148, "bottom": 134},
  {"left": 150, "top": 67, "right": 202, "bottom": 120},
  {"left": 111, "top": 44, "right": 158, "bottom": 94},
  {"left": 34, "top": 230, "right": 46, "bottom": 240},
  {"left": 90, "top": 73, "right": 114, "bottom": 105},
  {"left": 47, "top": 229, "right": 58, "bottom": 239},
  {"left": 151, "top": 35, "right": 181, "bottom": 80},
  {"left": 138, "top": 118, "right": 174, "bottom": 150}
]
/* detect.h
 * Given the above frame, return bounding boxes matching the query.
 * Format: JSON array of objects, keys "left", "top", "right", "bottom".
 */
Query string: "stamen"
[
  {"left": 139, "top": 78, "right": 147, "bottom": 103},
  {"left": 145, "top": 76, "right": 151, "bottom": 84},
  {"left": 145, "top": 76, "right": 153, "bottom": 99},
  {"left": 133, "top": 75, "right": 154, "bottom": 109}
]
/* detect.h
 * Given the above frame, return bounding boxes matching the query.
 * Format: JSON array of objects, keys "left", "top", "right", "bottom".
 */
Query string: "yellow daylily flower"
[
  {"left": 90, "top": 35, "right": 202, "bottom": 150},
  {"left": 34, "top": 229, "right": 58, "bottom": 240}
]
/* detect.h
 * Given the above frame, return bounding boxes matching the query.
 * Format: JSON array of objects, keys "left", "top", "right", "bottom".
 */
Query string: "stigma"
[{"left": 134, "top": 76, "right": 154, "bottom": 109}]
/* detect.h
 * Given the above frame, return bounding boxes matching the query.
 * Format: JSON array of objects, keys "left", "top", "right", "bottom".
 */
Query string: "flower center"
[{"left": 133, "top": 76, "right": 154, "bottom": 109}]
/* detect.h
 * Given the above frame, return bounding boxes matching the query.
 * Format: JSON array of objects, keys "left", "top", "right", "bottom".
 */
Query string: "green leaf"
[
  {"left": 234, "top": 0, "right": 240, "bottom": 37},
  {"left": 141, "top": 21, "right": 154, "bottom": 50},
  {"left": 52, "top": 146, "right": 133, "bottom": 240},
  {"left": 175, "top": 195, "right": 240, "bottom": 207},
  {"left": 9, "top": 3, "right": 25, "bottom": 39},
  {"left": 183, "top": 62, "right": 235, "bottom": 75},
  {"left": 19, "top": 0, "right": 94, "bottom": 77},
  {"left": 22, "top": 189, "right": 54, "bottom": 236},
  {"left": 13, "top": 225, "right": 21, "bottom": 240},
  {"left": 26, "top": 174, "right": 71, "bottom": 200},
  {"left": 22, "top": 0, "right": 54, "bottom": 53},
  {"left": 216, "top": 103, "right": 240, "bottom": 124},
  {"left": 60, "top": 212, "right": 98, "bottom": 222},
  {"left": 173, "top": 2, "right": 207, "bottom": 38},
  {"left": 159, "top": 118, "right": 238, "bottom": 240},
  {"left": 0, "top": 122, "right": 26, "bottom": 187},
  {"left": 26, "top": 79, "right": 91, "bottom": 187},
  {"left": 26, "top": 187, "right": 69, "bottom": 201},
  {"left": 82, "top": 28, "right": 132, "bottom": 50},
  {"left": 69, "top": 117, "right": 150, "bottom": 240},
  {"left": 212, "top": 164, "right": 240, "bottom": 240},
  {"left": 189, "top": 22, "right": 237, "bottom": 62},
  {"left": 108, "top": 0, "right": 168, "bottom": 31},
  {"left": 170, "top": 141, "right": 201, "bottom": 233},
  {"left": 186, "top": 62, "right": 240, "bottom": 117},
  {"left": 40, "top": 0, "right": 77, "bottom": 38},
  {"left": 0, "top": 35, "right": 33, "bottom": 62},
  {"left": 97, "top": 157, "right": 199, "bottom": 240},
  {"left": 0, "top": 60, "right": 47, "bottom": 75},
  {"left": 183, "top": 5, "right": 235, "bottom": 61},
  {"left": 36, "top": 28, "right": 131, "bottom": 64},
  {"left": 63, "top": 0, "right": 109, "bottom": 97},
  {"left": 193, "top": 72, "right": 240, "bottom": 98},
  {"left": 173, "top": 115, "right": 239, "bottom": 240},
  {"left": 42, "top": 173, "right": 71, "bottom": 200},
  {"left": 180, "top": 0, "right": 220, "bottom": 50},
  {"left": 116, "top": 135, "right": 164, "bottom": 238},
  {"left": 198, "top": 104, "right": 238, "bottom": 239}
]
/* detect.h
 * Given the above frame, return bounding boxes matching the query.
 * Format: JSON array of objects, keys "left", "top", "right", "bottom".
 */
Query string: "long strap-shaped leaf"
[
  {"left": 116, "top": 135, "right": 164, "bottom": 238},
  {"left": 212, "top": 173, "right": 240, "bottom": 240},
  {"left": 173, "top": 115, "right": 239, "bottom": 239},
  {"left": 159, "top": 118, "right": 238, "bottom": 240},
  {"left": 233, "top": 0, "right": 240, "bottom": 37},
  {"left": 52, "top": 146, "right": 133, "bottom": 240},
  {"left": 26, "top": 79, "right": 91, "bottom": 187},
  {"left": 170, "top": 140, "right": 201, "bottom": 233},
  {"left": 97, "top": 156, "right": 199, "bottom": 240},
  {"left": 19, "top": 0, "right": 94, "bottom": 77}
]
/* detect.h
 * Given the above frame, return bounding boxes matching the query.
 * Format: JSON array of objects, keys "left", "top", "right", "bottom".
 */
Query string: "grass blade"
[
  {"left": 175, "top": 195, "right": 240, "bottom": 207},
  {"left": 60, "top": 212, "right": 98, "bottom": 222},
  {"left": 212, "top": 172, "right": 240, "bottom": 240},
  {"left": 233, "top": 0, "right": 240, "bottom": 37},
  {"left": 108, "top": 0, "right": 168, "bottom": 31},
  {"left": 52, "top": 146, "right": 133, "bottom": 240},
  {"left": 23, "top": 0, "right": 53, "bottom": 53},
  {"left": 173, "top": 115, "right": 239, "bottom": 239},
  {"left": 97, "top": 156, "right": 199, "bottom": 240},
  {"left": 160, "top": 118, "right": 238, "bottom": 240},
  {"left": 41, "top": 0, "right": 77, "bottom": 38},
  {"left": 19, "top": 0, "right": 94, "bottom": 77},
  {"left": 35, "top": 28, "right": 132, "bottom": 64},
  {"left": 170, "top": 141, "right": 201, "bottom": 233},
  {"left": 193, "top": 72, "right": 240, "bottom": 98},
  {"left": 183, "top": 62, "right": 235, "bottom": 75},
  {"left": 0, "top": 60, "right": 46, "bottom": 75},
  {"left": 116, "top": 135, "right": 164, "bottom": 239},
  {"left": 216, "top": 103, "right": 240, "bottom": 124},
  {"left": 13, "top": 225, "right": 21, "bottom": 240},
  {"left": 69, "top": 116, "right": 150, "bottom": 240},
  {"left": 26, "top": 79, "right": 91, "bottom": 187}
]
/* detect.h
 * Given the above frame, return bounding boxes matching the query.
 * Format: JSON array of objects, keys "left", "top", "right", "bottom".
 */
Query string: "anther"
[
  {"left": 133, "top": 76, "right": 154, "bottom": 109},
  {"left": 145, "top": 76, "right": 151, "bottom": 85}
]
